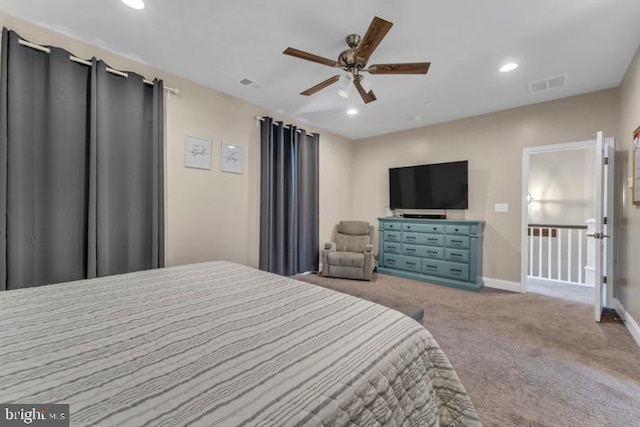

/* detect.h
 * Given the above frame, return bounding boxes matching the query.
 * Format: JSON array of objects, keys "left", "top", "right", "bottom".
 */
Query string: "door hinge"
[
  {"left": 604, "top": 157, "right": 609, "bottom": 165},
  {"left": 603, "top": 276, "right": 607, "bottom": 284},
  {"left": 604, "top": 217, "right": 607, "bottom": 225}
]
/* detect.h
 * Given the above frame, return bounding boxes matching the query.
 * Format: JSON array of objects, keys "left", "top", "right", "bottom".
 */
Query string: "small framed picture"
[
  {"left": 221, "top": 143, "right": 243, "bottom": 174},
  {"left": 184, "top": 136, "right": 212, "bottom": 170}
]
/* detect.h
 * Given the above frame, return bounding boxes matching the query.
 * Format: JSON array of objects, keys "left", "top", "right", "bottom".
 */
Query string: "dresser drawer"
[
  {"left": 424, "top": 246, "right": 444, "bottom": 260},
  {"left": 445, "top": 235, "right": 470, "bottom": 249},
  {"left": 422, "top": 259, "right": 446, "bottom": 276},
  {"left": 445, "top": 224, "right": 470, "bottom": 235},
  {"left": 402, "top": 244, "right": 429, "bottom": 257},
  {"left": 383, "top": 231, "right": 402, "bottom": 242},
  {"left": 402, "top": 223, "right": 444, "bottom": 234},
  {"left": 400, "top": 256, "right": 422, "bottom": 273},
  {"left": 383, "top": 242, "right": 401, "bottom": 254},
  {"left": 383, "top": 222, "right": 402, "bottom": 231},
  {"left": 441, "top": 261, "right": 469, "bottom": 281},
  {"left": 403, "top": 232, "right": 444, "bottom": 246},
  {"left": 445, "top": 248, "right": 469, "bottom": 263},
  {"left": 383, "top": 254, "right": 421, "bottom": 273},
  {"left": 422, "top": 259, "right": 469, "bottom": 280}
]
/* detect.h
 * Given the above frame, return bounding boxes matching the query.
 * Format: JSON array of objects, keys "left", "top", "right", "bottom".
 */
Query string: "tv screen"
[{"left": 389, "top": 161, "right": 468, "bottom": 210}]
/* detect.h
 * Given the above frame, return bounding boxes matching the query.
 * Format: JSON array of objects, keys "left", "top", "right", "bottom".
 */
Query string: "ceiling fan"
[{"left": 283, "top": 16, "right": 430, "bottom": 104}]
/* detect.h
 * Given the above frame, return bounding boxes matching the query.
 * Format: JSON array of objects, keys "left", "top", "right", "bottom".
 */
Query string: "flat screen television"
[{"left": 389, "top": 161, "right": 468, "bottom": 210}]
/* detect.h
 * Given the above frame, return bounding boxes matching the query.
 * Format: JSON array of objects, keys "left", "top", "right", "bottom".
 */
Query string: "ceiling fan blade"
[
  {"left": 283, "top": 47, "right": 339, "bottom": 68},
  {"left": 368, "top": 62, "right": 431, "bottom": 74},
  {"left": 356, "top": 17, "right": 393, "bottom": 64},
  {"left": 354, "top": 76, "right": 377, "bottom": 104},
  {"left": 300, "top": 75, "right": 341, "bottom": 96}
]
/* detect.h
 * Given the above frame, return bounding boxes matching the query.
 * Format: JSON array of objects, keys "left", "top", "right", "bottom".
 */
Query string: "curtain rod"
[
  {"left": 256, "top": 116, "right": 318, "bottom": 135},
  {"left": 18, "top": 39, "right": 180, "bottom": 95}
]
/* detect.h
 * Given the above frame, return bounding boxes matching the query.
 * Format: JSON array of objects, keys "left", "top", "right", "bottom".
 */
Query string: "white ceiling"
[{"left": 1, "top": 0, "right": 639, "bottom": 140}]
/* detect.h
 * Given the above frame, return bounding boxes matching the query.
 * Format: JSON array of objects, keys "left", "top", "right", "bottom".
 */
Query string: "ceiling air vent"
[
  {"left": 238, "top": 77, "right": 262, "bottom": 89},
  {"left": 529, "top": 74, "right": 567, "bottom": 93}
]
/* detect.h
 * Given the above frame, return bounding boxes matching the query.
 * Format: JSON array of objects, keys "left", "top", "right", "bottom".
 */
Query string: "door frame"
[{"left": 520, "top": 138, "right": 613, "bottom": 298}]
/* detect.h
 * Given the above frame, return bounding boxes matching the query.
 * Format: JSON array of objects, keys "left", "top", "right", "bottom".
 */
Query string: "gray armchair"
[{"left": 322, "top": 221, "right": 375, "bottom": 280}]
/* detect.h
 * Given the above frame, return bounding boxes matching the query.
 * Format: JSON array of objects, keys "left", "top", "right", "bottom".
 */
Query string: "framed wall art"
[
  {"left": 221, "top": 143, "right": 243, "bottom": 174},
  {"left": 184, "top": 136, "right": 212, "bottom": 170}
]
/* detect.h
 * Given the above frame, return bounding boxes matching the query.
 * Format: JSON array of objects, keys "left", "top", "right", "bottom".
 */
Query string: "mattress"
[{"left": 0, "top": 261, "right": 480, "bottom": 426}]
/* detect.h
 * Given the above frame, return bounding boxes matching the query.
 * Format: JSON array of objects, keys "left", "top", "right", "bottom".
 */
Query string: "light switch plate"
[{"left": 495, "top": 203, "right": 509, "bottom": 213}]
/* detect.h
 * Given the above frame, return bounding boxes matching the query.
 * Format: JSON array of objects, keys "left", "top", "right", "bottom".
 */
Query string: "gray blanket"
[{"left": 0, "top": 261, "right": 480, "bottom": 426}]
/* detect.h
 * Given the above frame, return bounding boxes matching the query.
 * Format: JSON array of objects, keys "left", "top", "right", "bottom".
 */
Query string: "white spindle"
[
  {"left": 529, "top": 227, "right": 533, "bottom": 276},
  {"left": 567, "top": 229, "right": 573, "bottom": 283},
  {"left": 538, "top": 227, "right": 542, "bottom": 278},
  {"left": 557, "top": 229, "right": 562, "bottom": 281},
  {"left": 578, "top": 230, "right": 583, "bottom": 284},
  {"left": 547, "top": 228, "right": 552, "bottom": 279}
]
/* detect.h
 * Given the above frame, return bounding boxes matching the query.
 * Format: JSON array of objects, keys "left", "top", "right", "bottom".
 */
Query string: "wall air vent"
[
  {"left": 238, "top": 77, "right": 262, "bottom": 89},
  {"left": 529, "top": 74, "right": 567, "bottom": 93}
]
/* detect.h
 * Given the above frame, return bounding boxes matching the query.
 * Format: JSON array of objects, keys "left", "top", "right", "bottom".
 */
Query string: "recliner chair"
[{"left": 322, "top": 221, "right": 375, "bottom": 280}]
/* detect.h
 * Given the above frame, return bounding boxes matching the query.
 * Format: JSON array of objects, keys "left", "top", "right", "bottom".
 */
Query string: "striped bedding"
[{"left": 0, "top": 261, "right": 480, "bottom": 426}]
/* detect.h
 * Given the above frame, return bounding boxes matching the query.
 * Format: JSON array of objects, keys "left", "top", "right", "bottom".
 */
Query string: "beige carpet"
[{"left": 295, "top": 272, "right": 640, "bottom": 427}]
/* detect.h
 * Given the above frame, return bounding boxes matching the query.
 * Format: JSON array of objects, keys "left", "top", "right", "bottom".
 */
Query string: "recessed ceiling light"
[
  {"left": 499, "top": 63, "right": 518, "bottom": 73},
  {"left": 409, "top": 116, "right": 422, "bottom": 121},
  {"left": 121, "top": 0, "right": 145, "bottom": 10},
  {"left": 346, "top": 108, "right": 358, "bottom": 115}
]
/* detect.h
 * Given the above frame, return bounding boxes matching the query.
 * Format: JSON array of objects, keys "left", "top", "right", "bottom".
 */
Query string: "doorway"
[{"left": 521, "top": 134, "right": 615, "bottom": 320}]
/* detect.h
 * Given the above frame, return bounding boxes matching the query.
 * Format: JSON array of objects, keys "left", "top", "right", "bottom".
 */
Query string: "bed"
[{"left": 0, "top": 261, "right": 480, "bottom": 426}]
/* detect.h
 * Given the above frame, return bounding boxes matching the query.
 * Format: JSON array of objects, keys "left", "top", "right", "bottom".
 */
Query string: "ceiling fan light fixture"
[
  {"left": 121, "top": 0, "right": 145, "bottom": 9},
  {"left": 499, "top": 62, "right": 518, "bottom": 73},
  {"left": 337, "top": 73, "right": 353, "bottom": 98},
  {"left": 346, "top": 108, "right": 358, "bottom": 115}
]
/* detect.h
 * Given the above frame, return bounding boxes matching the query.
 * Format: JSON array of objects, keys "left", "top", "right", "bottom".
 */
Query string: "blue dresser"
[{"left": 377, "top": 218, "right": 484, "bottom": 291}]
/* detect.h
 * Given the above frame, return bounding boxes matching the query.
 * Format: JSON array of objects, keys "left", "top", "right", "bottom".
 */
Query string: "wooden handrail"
[{"left": 527, "top": 224, "right": 587, "bottom": 230}]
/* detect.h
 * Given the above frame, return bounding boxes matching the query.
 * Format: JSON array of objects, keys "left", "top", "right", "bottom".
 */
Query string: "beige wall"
[
  {"left": 352, "top": 89, "right": 619, "bottom": 283},
  {"left": 618, "top": 45, "right": 640, "bottom": 321},
  {"left": 528, "top": 147, "right": 595, "bottom": 225},
  {"left": 0, "top": 12, "right": 354, "bottom": 269}
]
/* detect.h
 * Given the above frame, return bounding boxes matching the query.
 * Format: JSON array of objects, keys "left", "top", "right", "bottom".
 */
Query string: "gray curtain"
[
  {"left": 259, "top": 117, "right": 319, "bottom": 276},
  {"left": 88, "top": 60, "right": 164, "bottom": 278},
  {"left": 0, "top": 29, "right": 164, "bottom": 290}
]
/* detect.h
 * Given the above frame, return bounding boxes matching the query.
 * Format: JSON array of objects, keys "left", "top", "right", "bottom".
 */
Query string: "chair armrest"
[
  {"left": 364, "top": 244, "right": 373, "bottom": 253},
  {"left": 324, "top": 242, "right": 336, "bottom": 251}
]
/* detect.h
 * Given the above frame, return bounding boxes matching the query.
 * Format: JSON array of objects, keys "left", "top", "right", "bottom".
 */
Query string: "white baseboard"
[
  {"left": 613, "top": 298, "right": 640, "bottom": 348},
  {"left": 483, "top": 277, "right": 523, "bottom": 293}
]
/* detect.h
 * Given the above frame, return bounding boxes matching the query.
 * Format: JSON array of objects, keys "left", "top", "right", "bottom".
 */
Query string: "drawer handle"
[
  {"left": 428, "top": 251, "right": 438, "bottom": 254},
  {"left": 407, "top": 236, "right": 416, "bottom": 240},
  {"left": 407, "top": 226, "right": 411, "bottom": 229},
  {"left": 451, "top": 269, "right": 462, "bottom": 273},
  {"left": 452, "top": 253, "right": 461, "bottom": 257},
  {"left": 406, "top": 262, "right": 416, "bottom": 266},
  {"left": 428, "top": 238, "right": 437, "bottom": 242},
  {"left": 452, "top": 240, "right": 462, "bottom": 243},
  {"left": 427, "top": 265, "right": 437, "bottom": 269},
  {"left": 455, "top": 228, "right": 459, "bottom": 232},
  {"left": 388, "top": 259, "right": 396, "bottom": 264}
]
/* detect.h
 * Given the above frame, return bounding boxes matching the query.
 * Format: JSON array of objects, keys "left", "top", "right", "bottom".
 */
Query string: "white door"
[{"left": 593, "top": 131, "right": 615, "bottom": 322}]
